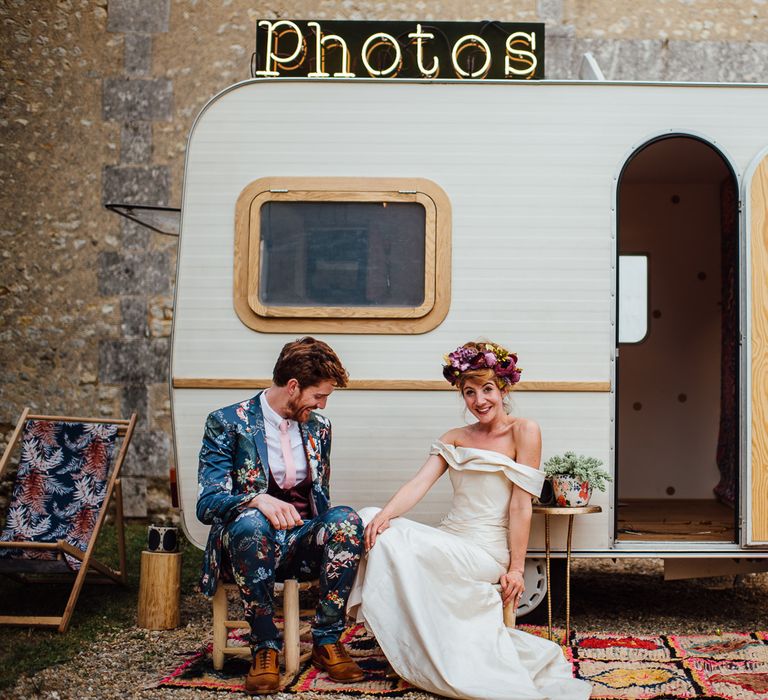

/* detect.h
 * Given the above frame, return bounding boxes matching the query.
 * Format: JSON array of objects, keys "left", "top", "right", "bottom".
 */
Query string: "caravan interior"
[{"left": 616, "top": 135, "right": 739, "bottom": 543}]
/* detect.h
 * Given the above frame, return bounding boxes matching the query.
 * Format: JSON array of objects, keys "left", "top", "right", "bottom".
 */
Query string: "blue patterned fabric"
[
  {"left": 196, "top": 392, "right": 333, "bottom": 597},
  {"left": 223, "top": 505, "right": 363, "bottom": 651},
  {"left": 0, "top": 420, "right": 118, "bottom": 570},
  {"left": 197, "top": 392, "right": 363, "bottom": 651}
]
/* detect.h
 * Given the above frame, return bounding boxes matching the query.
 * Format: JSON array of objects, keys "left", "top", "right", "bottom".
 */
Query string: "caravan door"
[{"left": 745, "top": 147, "right": 768, "bottom": 547}]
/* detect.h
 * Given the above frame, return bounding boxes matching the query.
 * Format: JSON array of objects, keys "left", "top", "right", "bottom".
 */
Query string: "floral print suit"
[{"left": 196, "top": 392, "right": 363, "bottom": 652}]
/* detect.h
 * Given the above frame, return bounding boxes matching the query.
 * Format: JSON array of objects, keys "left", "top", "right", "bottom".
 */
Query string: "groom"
[{"left": 196, "top": 337, "right": 365, "bottom": 694}]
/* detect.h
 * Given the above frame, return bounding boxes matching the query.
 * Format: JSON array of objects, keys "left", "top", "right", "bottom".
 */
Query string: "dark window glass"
[{"left": 259, "top": 201, "right": 426, "bottom": 307}]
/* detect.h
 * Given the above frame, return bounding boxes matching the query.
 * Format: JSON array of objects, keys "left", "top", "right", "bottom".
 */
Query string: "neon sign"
[{"left": 253, "top": 20, "right": 544, "bottom": 80}]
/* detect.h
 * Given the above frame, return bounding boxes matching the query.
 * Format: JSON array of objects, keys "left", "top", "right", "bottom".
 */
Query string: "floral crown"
[{"left": 442, "top": 342, "right": 522, "bottom": 389}]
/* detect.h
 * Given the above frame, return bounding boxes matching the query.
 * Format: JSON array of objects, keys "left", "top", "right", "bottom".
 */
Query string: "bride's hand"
[
  {"left": 500, "top": 569, "right": 525, "bottom": 609},
  {"left": 364, "top": 514, "right": 392, "bottom": 551}
]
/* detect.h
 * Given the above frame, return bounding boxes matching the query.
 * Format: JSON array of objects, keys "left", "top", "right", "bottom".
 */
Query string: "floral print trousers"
[{"left": 222, "top": 505, "right": 364, "bottom": 652}]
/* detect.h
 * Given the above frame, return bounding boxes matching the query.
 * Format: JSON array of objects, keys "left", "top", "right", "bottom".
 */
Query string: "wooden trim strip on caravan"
[
  {"left": 172, "top": 378, "right": 611, "bottom": 392},
  {"left": 751, "top": 155, "right": 768, "bottom": 544},
  {"left": 233, "top": 177, "right": 452, "bottom": 334}
]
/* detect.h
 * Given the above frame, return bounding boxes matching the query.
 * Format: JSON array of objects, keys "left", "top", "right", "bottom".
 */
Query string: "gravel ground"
[{"left": 7, "top": 559, "right": 768, "bottom": 700}]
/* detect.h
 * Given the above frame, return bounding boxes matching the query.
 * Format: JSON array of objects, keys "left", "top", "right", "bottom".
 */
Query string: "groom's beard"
[{"left": 285, "top": 396, "right": 314, "bottom": 423}]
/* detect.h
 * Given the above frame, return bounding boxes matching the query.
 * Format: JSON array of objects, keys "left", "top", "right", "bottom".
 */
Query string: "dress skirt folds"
[{"left": 347, "top": 441, "right": 591, "bottom": 700}]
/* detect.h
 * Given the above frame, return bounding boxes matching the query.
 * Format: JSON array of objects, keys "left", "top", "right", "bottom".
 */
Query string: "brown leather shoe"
[
  {"left": 311, "top": 641, "right": 365, "bottom": 682},
  {"left": 245, "top": 648, "right": 280, "bottom": 695}
]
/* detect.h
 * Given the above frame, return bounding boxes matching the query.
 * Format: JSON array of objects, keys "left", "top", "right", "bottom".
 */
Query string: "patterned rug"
[{"left": 157, "top": 625, "right": 768, "bottom": 698}]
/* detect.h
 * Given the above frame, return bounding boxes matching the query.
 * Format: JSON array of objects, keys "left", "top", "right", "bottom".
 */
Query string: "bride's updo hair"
[{"left": 442, "top": 340, "right": 522, "bottom": 392}]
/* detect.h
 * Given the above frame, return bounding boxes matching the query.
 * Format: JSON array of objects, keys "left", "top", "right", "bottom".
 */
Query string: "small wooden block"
[{"left": 137, "top": 550, "right": 182, "bottom": 630}]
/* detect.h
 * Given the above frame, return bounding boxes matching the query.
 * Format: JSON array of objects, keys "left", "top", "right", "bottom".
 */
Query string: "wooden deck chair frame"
[
  {"left": 0, "top": 408, "right": 137, "bottom": 633},
  {"left": 212, "top": 578, "right": 317, "bottom": 686}
]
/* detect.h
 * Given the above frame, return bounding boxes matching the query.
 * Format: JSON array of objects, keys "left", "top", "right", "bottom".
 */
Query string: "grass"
[{"left": 0, "top": 522, "right": 203, "bottom": 691}]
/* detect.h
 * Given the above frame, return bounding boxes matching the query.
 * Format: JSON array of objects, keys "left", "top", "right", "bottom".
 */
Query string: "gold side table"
[{"left": 532, "top": 504, "right": 602, "bottom": 642}]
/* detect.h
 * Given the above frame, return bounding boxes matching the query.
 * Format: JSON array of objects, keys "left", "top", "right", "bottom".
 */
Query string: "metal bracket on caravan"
[
  {"left": 579, "top": 52, "right": 605, "bottom": 81},
  {"left": 105, "top": 203, "right": 181, "bottom": 236}
]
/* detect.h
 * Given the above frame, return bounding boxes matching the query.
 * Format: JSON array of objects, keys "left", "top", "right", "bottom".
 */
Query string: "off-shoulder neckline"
[{"left": 433, "top": 439, "right": 529, "bottom": 468}]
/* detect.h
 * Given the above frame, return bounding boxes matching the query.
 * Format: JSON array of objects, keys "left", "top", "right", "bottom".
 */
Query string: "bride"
[{"left": 347, "top": 341, "right": 591, "bottom": 700}]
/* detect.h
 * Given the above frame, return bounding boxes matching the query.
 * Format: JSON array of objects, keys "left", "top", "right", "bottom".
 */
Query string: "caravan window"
[
  {"left": 233, "top": 178, "right": 451, "bottom": 334},
  {"left": 618, "top": 255, "right": 649, "bottom": 343},
  {"left": 258, "top": 201, "right": 427, "bottom": 309}
]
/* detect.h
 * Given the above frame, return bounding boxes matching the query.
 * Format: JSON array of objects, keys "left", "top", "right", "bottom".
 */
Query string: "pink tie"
[{"left": 279, "top": 419, "right": 297, "bottom": 489}]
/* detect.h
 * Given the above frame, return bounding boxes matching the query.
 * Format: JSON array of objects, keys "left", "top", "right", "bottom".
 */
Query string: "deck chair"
[{"left": 0, "top": 408, "right": 137, "bottom": 632}]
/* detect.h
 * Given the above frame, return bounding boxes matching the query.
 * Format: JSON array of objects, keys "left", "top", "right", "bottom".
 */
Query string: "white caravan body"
[{"left": 171, "top": 79, "right": 768, "bottom": 612}]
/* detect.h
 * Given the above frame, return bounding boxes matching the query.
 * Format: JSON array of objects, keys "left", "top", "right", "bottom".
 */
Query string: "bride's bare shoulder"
[
  {"left": 438, "top": 426, "right": 469, "bottom": 446},
  {"left": 509, "top": 417, "right": 541, "bottom": 443}
]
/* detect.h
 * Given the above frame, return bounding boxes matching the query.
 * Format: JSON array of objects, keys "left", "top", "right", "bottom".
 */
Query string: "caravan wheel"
[{"left": 515, "top": 558, "right": 566, "bottom": 625}]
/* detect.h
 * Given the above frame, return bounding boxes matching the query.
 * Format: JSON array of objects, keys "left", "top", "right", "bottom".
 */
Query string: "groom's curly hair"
[{"left": 273, "top": 336, "right": 349, "bottom": 389}]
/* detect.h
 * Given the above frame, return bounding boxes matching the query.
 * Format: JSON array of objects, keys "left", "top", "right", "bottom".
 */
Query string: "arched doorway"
[{"left": 616, "top": 135, "right": 739, "bottom": 542}]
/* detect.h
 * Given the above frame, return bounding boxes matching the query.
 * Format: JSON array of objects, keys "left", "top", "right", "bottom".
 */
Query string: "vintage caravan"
[{"left": 170, "top": 69, "right": 768, "bottom": 618}]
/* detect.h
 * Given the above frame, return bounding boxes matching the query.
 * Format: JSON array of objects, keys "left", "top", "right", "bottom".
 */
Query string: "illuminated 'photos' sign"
[{"left": 253, "top": 20, "right": 544, "bottom": 80}]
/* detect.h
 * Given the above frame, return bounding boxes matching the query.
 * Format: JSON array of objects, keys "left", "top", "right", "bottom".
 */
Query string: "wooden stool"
[
  {"left": 137, "top": 550, "right": 182, "bottom": 630},
  {"left": 493, "top": 583, "right": 517, "bottom": 627},
  {"left": 212, "top": 579, "right": 317, "bottom": 684}
]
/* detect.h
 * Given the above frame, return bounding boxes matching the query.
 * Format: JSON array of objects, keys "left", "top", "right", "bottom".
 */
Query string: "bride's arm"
[
  {"left": 364, "top": 452, "right": 448, "bottom": 550},
  {"left": 500, "top": 419, "right": 542, "bottom": 609}
]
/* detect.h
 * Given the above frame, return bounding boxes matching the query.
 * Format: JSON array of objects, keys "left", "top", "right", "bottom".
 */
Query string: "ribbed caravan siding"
[
  {"left": 175, "top": 389, "right": 610, "bottom": 550},
  {"left": 172, "top": 79, "right": 768, "bottom": 551}
]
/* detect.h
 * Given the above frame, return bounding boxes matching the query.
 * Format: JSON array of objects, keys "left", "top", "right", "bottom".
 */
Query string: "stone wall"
[{"left": 1, "top": 0, "right": 767, "bottom": 516}]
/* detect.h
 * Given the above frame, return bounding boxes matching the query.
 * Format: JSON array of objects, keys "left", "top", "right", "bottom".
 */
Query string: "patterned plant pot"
[{"left": 551, "top": 475, "right": 592, "bottom": 507}]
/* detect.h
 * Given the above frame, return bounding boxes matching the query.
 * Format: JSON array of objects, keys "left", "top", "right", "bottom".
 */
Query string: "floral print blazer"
[{"left": 196, "top": 391, "right": 332, "bottom": 596}]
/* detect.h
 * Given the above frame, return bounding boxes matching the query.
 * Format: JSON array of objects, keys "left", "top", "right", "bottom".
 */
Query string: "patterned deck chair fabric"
[
  {"left": 0, "top": 409, "right": 136, "bottom": 632},
  {"left": 1, "top": 420, "right": 118, "bottom": 570}
]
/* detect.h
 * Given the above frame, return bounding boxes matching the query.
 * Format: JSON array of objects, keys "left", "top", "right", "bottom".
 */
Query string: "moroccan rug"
[{"left": 157, "top": 626, "right": 768, "bottom": 698}]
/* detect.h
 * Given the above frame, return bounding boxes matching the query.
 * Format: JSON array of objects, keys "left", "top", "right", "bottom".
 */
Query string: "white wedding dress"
[{"left": 348, "top": 441, "right": 591, "bottom": 700}]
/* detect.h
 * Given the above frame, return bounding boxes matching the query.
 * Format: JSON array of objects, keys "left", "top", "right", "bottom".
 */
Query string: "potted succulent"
[{"left": 543, "top": 452, "right": 612, "bottom": 507}]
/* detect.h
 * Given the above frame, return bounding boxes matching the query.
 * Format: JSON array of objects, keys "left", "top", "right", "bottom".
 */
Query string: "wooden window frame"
[{"left": 234, "top": 177, "right": 451, "bottom": 334}]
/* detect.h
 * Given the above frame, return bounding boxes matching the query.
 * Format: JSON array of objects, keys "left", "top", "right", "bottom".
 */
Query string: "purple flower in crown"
[
  {"left": 495, "top": 353, "right": 521, "bottom": 385},
  {"left": 442, "top": 342, "right": 522, "bottom": 388}
]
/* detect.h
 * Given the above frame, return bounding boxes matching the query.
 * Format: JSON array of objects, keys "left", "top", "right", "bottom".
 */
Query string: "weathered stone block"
[
  {"left": 572, "top": 38, "right": 665, "bottom": 81},
  {"left": 98, "top": 337, "right": 169, "bottom": 384},
  {"left": 542, "top": 28, "right": 578, "bottom": 79},
  {"left": 121, "top": 297, "right": 148, "bottom": 338},
  {"left": 98, "top": 249, "right": 171, "bottom": 296},
  {"left": 537, "top": 0, "right": 564, "bottom": 27},
  {"left": 107, "top": 0, "right": 170, "bottom": 35},
  {"left": 122, "top": 384, "right": 149, "bottom": 431},
  {"left": 103, "top": 164, "right": 170, "bottom": 206},
  {"left": 120, "top": 384, "right": 149, "bottom": 434},
  {"left": 560, "top": 37, "right": 768, "bottom": 84},
  {"left": 121, "top": 218, "right": 152, "bottom": 249},
  {"left": 147, "top": 480, "right": 174, "bottom": 518},
  {"left": 99, "top": 250, "right": 143, "bottom": 295},
  {"left": 121, "top": 121, "right": 152, "bottom": 164},
  {"left": 103, "top": 78, "right": 172, "bottom": 122},
  {"left": 124, "top": 33, "right": 152, "bottom": 76},
  {"left": 665, "top": 41, "right": 768, "bottom": 83},
  {"left": 149, "top": 297, "right": 173, "bottom": 337},
  {"left": 124, "top": 428, "right": 171, "bottom": 478},
  {"left": 120, "top": 476, "right": 147, "bottom": 518}
]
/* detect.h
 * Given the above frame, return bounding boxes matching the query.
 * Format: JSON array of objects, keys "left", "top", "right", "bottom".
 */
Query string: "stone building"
[{"left": 1, "top": 0, "right": 767, "bottom": 517}]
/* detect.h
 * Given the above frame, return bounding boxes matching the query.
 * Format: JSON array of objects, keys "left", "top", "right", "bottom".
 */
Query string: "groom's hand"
[{"left": 248, "top": 493, "right": 304, "bottom": 530}]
